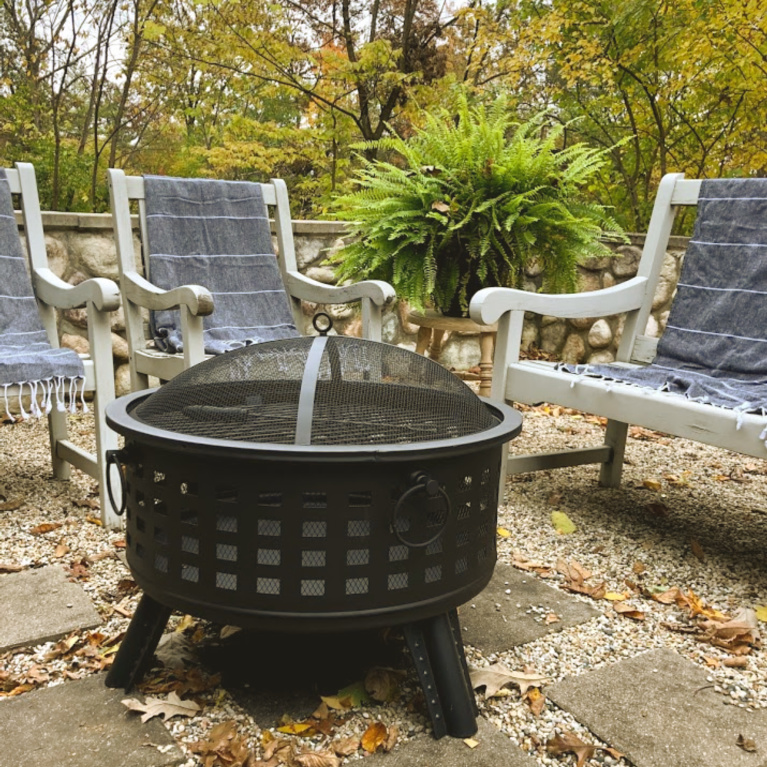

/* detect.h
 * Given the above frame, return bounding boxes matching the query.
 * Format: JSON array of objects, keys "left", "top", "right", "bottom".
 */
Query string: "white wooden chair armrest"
[
  {"left": 33, "top": 268, "right": 121, "bottom": 312},
  {"left": 284, "top": 271, "right": 396, "bottom": 307},
  {"left": 122, "top": 271, "right": 215, "bottom": 316},
  {"left": 470, "top": 276, "right": 649, "bottom": 325}
]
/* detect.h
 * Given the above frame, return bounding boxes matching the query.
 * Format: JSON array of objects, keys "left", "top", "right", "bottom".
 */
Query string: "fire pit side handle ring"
[
  {"left": 391, "top": 472, "right": 451, "bottom": 549},
  {"left": 106, "top": 449, "right": 128, "bottom": 516}
]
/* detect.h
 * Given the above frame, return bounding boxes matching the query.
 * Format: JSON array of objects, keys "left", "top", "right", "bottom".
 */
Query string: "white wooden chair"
[
  {"left": 8, "top": 163, "right": 121, "bottom": 528},
  {"left": 108, "top": 169, "right": 396, "bottom": 391},
  {"left": 470, "top": 173, "right": 767, "bottom": 489}
]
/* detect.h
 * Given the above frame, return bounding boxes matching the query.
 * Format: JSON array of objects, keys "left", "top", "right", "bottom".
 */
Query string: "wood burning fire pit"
[{"left": 104, "top": 328, "right": 521, "bottom": 738}]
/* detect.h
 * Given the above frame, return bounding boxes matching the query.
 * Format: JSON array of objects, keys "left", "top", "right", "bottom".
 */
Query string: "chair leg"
[
  {"left": 599, "top": 419, "right": 629, "bottom": 487},
  {"left": 47, "top": 408, "right": 71, "bottom": 481}
]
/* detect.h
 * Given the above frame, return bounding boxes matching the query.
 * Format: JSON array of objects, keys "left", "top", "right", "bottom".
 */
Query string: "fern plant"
[{"left": 328, "top": 96, "right": 625, "bottom": 315}]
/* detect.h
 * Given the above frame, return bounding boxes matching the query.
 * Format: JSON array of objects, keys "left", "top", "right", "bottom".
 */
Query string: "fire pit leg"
[
  {"left": 404, "top": 609, "right": 477, "bottom": 739},
  {"left": 105, "top": 594, "right": 172, "bottom": 691}
]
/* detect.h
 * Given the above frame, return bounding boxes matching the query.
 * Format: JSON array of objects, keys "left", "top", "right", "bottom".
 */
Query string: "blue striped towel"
[
  {"left": 0, "top": 168, "right": 85, "bottom": 420},
  {"left": 562, "top": 178, "right": 767, "bottom": 441},
  {"left": 143, "top": 175, "right": 299, "bottom": 355}
]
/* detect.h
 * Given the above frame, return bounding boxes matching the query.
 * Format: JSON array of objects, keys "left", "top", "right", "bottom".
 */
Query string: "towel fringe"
[{"left": 1, "top": 376, "right": 86, "bottom": 421}]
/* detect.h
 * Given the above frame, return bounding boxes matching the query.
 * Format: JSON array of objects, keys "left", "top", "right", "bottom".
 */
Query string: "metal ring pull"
[
  {"left": 391, "top": 471, "right": 451, "bottom": 548},
  {"left": 106, "top": 449, "right": 128, "bottom": 516},
  {"left": 312, "top": 312, "right": 333, "bottom": 336}
]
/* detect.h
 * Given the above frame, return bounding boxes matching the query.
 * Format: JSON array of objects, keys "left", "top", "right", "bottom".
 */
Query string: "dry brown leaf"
[
  {"left": 547, "top": 732, "right": 596, "bottom": 767},
  {"left": 511, "top": 551, "right": 552, "bottom": 576},
  {"left": 557, "top": 559, "right": 605, "bottom": 599},
  {"left": 736, "top": 734, "right": 757, "bottom": 752},
  {"left": 544, "top": 613, "right": 560, "bottom": 624},
  {"left": 293, "top": 750, "right": 340, "bottom": 767},
  {"left": 703, "top": 656, "right": 721, "bottom": 669},
  {"left": 190, "top": 720, "right": 252, "bottom": 767},
  {"left": 632, "top": 561, "right": 646, "bottom": 574},
  {"left": 0, "top": 563, "right": 23, "bottom": 573},
  {"left": 30, "top": 522, "right": 63, "bottom": 535},
  {"left": 431, "top": 200, "right": 450, "bottom": 213},
  {"left": 463, "top": 738, "right": 480, "bottom": 748},
  {"left": 723, "top": 657, "right": 749, "bottom": 668},
  {"left": 262, "top": 737, "right": 292, "bottom": 762},
  {"left": 365, "top": 667, "right": 405, "bottom": 702},
  {"left": 690, "top": 538, "right": 706, "bottom": 562},
  {"left": 642, "top": 478, "right": 662, "bottom": 491},
  {"left": 699, "top": 608, "right": 761, "bottom": 654},
  {"left": 524, "top": 687, "right": 546, "bottom": 716},
  {"left": 383, "top": 725, "right": 399, "bottom": 752},
  {"left": 74, "top": 497, "right": 100, "bottom": 510},
  {"left": 331, "top": 737, "right": 359, "bottom": 757},
  {"left": 0, "top": 497, "right": 24, "bottom": 511},
  {"left": 469, "top": 663, "right": 548, "bottom": 697},
  {"left": 54, "top": 542, "right": 69, "bottom": 558},
  {"left": 122, "top": 691, "right": 200, "bottom": 722},
  {"left": 645, "top": 502, "right": 669, "bottom": 518},
  {"left": 361, "top": 722, "right": 387, "bottom": 753},
  {"left": 155, "top": 632, "right": 195, "bottom": 668},
  {"left": 613, "top": 602, "right": 646, "bottom": 620}
]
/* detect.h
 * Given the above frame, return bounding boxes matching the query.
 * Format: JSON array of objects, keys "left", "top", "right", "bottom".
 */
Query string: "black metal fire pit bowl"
[{"left": 104, "top": 330, "right": 521, "bottom": 738}]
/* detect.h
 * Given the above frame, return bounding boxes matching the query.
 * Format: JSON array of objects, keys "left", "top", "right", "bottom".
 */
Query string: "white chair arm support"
[
  {"left": 284, "top": 271, "right": 396, "bottom": 307},
  {"left": 33, "top": 268, "right": 121, "bottom": 312},
  {"left": 470, "top": 276, "right": 649, "bottom": 325},
  {"left": 122, "top": 271, "right": 215, "bottom": 316}
]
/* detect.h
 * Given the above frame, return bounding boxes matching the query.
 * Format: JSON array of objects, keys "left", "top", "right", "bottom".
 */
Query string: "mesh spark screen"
[{"left": 133, "top": 336, "right": 495, "bottom": 445}]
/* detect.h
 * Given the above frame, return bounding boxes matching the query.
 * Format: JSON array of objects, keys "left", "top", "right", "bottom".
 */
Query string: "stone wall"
[{"left": 19, "top": 212, "right": 689, "bottom": 393}]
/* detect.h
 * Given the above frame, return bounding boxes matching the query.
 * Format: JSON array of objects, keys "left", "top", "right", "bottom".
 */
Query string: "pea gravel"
[{"left": 1, "top": 406, "right": 765, "bottom": 766}]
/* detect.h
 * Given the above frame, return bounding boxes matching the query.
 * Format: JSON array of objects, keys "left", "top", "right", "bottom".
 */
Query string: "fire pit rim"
[{"left": 106, "top": 388, "right": 522, "bottom": 462}]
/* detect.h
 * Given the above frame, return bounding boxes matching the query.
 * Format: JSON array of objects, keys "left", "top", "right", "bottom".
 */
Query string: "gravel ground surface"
[{"left": 1, "top": 406, "right": 765, "bottom": 766}]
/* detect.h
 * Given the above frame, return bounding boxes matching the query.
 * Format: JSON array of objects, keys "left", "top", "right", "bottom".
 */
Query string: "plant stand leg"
[
  {"left": 415, "top": 326, "right": 431, "bottom": 355},
  {"left": 428, "top": 329, "right": 446, "bottom": 361},
  {"left": 478, "top": 331, "right": 496, "bottom": 398},
  {"left": 105, "top": 594, "right": 171, "bottom": 691}
]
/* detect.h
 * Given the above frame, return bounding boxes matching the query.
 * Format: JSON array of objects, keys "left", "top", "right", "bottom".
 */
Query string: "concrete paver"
[
  {"left": 366, "top": 717, "right": 539, "bottom": 766},
  {"left": 0, "top": 673, "right": 184, "bottom": 767},
  {"left": 0, "top": 565, "right": 101, "bottom": 652},
  {"left": 547, "top": 648, "right": 767, "bottom": 767},
  {"left": 459, "top": 563, "right": 599, "bottom": 654}
]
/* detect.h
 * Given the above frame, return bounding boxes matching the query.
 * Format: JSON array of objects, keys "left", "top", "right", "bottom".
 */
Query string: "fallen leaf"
[
  {"left": 551, "top": 511, "right": 576, "bottom": 534},
  {"left": 736, "top": 734, "right": 757, "bottom": 752},
  {"left": 463, "top": 738, "right": 480, "bottom": 748},
  {"left": 431, "top": 200, "right": 451, "bottom": 213},
  {"left": 613, "top": 602, "right": 646, "bottom": 620},
  {"left": 175, "top": 614, "right": 196, "bottom": 633},
  {"left": 190, "top": 720, "right": 251, "bottom": 767},
  {"left": 364, "top": 667, "right": 405, "bottom": 702},
  {"left": 0, "top": 497, "right": 24, "bottom": 511},
  {"left": 690, "top": 538, "right": 706, "bottom": 562},
  {"left": 511, "top": 551, "right": 552, "bottom": 576},
  {"left": 220, "top": 625, "right": 241, "bottom": 639},
  {"left": 361, "top": 722, "right": 387, "bottom": 753},
  {"left": 469, "top": 663, "right": 548, "bottom": 697},
  {"left": 699, "top": 608, "right": 761, "bottom": 654},
  {"left": 293, "top": 750, "right": 340, "bottom": 767},
  {"left": 0, "top": 563, "right": 23, "bottom": 573},
  {"left": 754, "top": 605, "right": 767, "bottom": 623},
  {"left": 604, "top": 592, "right": 628, "bottom": 602},
  {"left": 703, "top": 656, "right": 721, "bottom": 669},
  {"left": 320, "top": 695, "right": 351, "bottom": 711},
  {"left": 336, "top": 680, "right": 369, "bottom": 707},
  {"left": 524, "top": 687, "right": 546, "bottom": 716},
  {"left": 632, "top": 561, "right": 646, "bottom": 574},
  {"left": 331, "top": 737, "right": 359, "bottom": 757},
  {"left": 276, "top": 721, "right": 317, "bottom": 736},
  {"left": 54, "top": 542, "right": 69, "bottom": 558},
  {"left": 645, "top": 502, "right": 669, "bottom": 517},
  {"left": 557, "top": 559, "right": 606, "bottom": 599},
  {"left": 155, "top": 632, "right": 195, "bottom": 669},
  {"left": 122, "top": 691, "right": 200, "bottom": 722},
  {"left": 547, "top": 732, "right": 596, "bottom": 767},
  {"left": 73, "top": 497, "right": 100, "bottom": 510},
  {"left": 723, "top": 657, "right": 749, "bottom": 668},
  {"left": 497, "top": 527, "right": 512, "bottom": 538},
  {"left": 30, "top": 522, "right": 63, "bottom": 535},
  {"left": 383, "top": 725, "right": 399, "bottom": 752},
  {"left": 642, "top": 478, "right": 662, "bottom": 491},
  {"left": 85, "top": 515, "right": 102, "bottom": 526},
  {"left": 544, "top": 613, "right": 560, "bottom": 624}
]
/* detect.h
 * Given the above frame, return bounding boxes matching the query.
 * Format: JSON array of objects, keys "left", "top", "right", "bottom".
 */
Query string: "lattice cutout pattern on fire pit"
[{"left": 123, "top": 448, "right": 497, "bottom": 617}]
